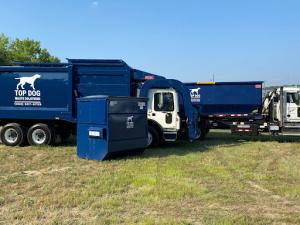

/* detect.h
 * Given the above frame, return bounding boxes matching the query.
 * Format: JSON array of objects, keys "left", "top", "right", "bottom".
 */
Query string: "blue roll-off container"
[
  {"left": 77, "top": 96, "right": 148, "bottom": 161},
  {"left": 184, "top": 81, "right": 263, "bottom": 115}
]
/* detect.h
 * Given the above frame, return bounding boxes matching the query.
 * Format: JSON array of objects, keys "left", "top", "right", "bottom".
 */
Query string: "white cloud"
[{"left": 91, "top": 1, "right": 99, "bottom": 8}]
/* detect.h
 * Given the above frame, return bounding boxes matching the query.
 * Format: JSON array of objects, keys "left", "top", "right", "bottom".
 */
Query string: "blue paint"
[
  {"left": 0, "top": 67, "right": 73, "bottom": 121},
  {"left": 185, "top": 82, "right": 263, "bottom": 115},
  {"left": 0, "top": 59, "right": 164, "bottom": 123},
  {"left": 77, "top": 96, "right": 148, "bottom": 161}
]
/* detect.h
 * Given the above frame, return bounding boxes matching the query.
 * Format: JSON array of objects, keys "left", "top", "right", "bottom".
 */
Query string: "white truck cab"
[
  {"left": 235, "top": 86, "right": 300, "bottom": 136},
  {"left": 273, "top": 87, "right": 300, "bottom": 123},
  {"left": 147, "top": 89, "right": 181, "bottom": 144},
  {"left": 284, "top": 87, "right": 300, "bottom": 122}
]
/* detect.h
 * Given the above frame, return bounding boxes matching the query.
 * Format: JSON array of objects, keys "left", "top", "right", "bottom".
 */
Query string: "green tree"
[
  {"left": 0, "top": 34, "right": 60, "bottom": 65},
  {"left": 0, "top": 34, "right": 10, "bottom": 65}
]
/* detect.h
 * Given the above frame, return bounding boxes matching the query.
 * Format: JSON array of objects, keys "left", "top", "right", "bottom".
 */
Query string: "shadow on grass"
[
  {"left": 62, "top": 130, "right": 300, "bottom": 160},
  {"left": 141, "top": 130, "right": 300, "bottom": 159}
]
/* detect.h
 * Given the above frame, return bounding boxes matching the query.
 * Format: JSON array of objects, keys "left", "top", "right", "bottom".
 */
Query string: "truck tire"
[
  {"left": 205, "top": 127, "right": 210, "bottom": 135},
  {"left": 199, "top": 129, "right": 207, "bottom": 140},
  {"left": 27, "top": 123, "right": 54, "bottom": 146},
  {"left": 0, "top": 123, "right": 27, "bottom": 146},
  {"left": 0, "top": 126, "right": 2, "bottom": 144},
  {"left": 198, "top": 121, "right": 209, "bottom": 140},
  {"left": 147, "top": 126, "right": 160, "bottom": 147}
]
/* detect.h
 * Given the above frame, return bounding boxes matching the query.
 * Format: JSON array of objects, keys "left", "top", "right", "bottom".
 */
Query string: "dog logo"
[
  {"left": 190, "top": 87, "right": 201, "bottom": 102},
  {"left": 126, "top": 116, "right": 134, "bottom": 129},
  {"left": 15, "top": 74, "right": 41, "bottom": 90},
  {"left": 14, "top": 74, "right": 42, "bottom": 107},
  {"left": 190, "top": 88, "right": 201, "bottom": 98}
]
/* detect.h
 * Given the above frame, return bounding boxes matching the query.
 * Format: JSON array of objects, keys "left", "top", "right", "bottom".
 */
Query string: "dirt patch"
[
  {"left": 0, "top": 166, "right": 72, "bottom": 179},
  {"left": 248, "top": 181, "right": 300, "bottom": 213},
  {"left": 22, "top": 167, "right": 72, "bottom": 176}
]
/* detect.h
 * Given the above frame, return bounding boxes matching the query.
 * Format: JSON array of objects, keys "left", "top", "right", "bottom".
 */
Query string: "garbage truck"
[{"left": 0, "top": 59, "right": 204, "bottom": 147}]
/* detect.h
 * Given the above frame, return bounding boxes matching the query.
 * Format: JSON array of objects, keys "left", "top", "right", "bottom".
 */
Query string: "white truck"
[{"left": 231, "top": 86, "right": 300, "bottom": 136}]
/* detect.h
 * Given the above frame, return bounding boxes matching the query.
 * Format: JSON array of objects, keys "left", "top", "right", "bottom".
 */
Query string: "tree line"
[{"left": 0, "top": 33, "right": 60, "bottom": 65}]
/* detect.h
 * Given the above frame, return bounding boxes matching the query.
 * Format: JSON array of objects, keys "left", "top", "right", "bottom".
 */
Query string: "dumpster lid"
[
  {"left": 77, "top": 95, "right": 109, "bottom": 102},
  {"left": 77, "top": 95, "right": 147, "bottom": 102}
]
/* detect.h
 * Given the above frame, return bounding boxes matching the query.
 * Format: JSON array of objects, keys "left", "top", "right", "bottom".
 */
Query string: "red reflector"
[
  {"left": 145, "top": 75, "right": 155, "bottom": 80},
  {"left": 255, "top": 84, "right": 262, "bottom": 88}
]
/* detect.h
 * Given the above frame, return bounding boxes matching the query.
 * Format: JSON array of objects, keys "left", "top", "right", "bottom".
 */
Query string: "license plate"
[
  {"left": 237, "top": 125, "right": 250, "bottom": 128},
  {"left": 269, "top": 125, "right": 279, "bottom": 131}
]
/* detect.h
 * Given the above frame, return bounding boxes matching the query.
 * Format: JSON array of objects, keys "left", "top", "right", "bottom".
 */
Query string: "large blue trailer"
[
  {"left": 0, "top": 59, "right": 201, "bottom": 147},
  {"left": 185, "top": 81, "right": 263, "bottom": 128}
]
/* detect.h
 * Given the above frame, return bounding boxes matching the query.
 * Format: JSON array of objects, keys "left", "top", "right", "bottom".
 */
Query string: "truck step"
[
  {"left": 281, "top": 133, "right": 300, "bottom": 136},
  {"left": 163, "top": 132, "right": 177, "bottom": 142},
  {"left": 281, "top": 127, "right": 300, "bottom": 136},
  {"left": 283, "top": 126, "right": 300, "bottom": 129}
]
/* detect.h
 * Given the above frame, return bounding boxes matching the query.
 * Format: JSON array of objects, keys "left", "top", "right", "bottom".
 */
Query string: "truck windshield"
[
  {"left": 287, "top": 93, "right": 299, "bottom": 104},
  {"left": 154, "top": 93, "right": 174, "bottom": 112}
]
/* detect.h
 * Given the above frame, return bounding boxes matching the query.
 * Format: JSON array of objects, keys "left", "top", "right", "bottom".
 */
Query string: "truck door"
[
  {"left": 148, "top": 89, "right": 179, "bottom": 131},
  {"left": 286, "top": 92, "right": 300, "bottom": 122}
]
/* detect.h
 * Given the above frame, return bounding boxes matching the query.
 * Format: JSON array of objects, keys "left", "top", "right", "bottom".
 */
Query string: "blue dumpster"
[{"left": 77, "top": 96, "right": 148, "bottom": 160}]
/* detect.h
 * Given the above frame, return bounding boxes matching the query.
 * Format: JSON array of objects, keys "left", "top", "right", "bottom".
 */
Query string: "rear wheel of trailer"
[
  {"left": 0, "top": 123, "right": 27, "bottom": 146},
  {"left": 27, "top": 123, "right": 54, "bottom": 146},
  {"left": 198, "top": 119, "right": 210, "bottom": 140}
]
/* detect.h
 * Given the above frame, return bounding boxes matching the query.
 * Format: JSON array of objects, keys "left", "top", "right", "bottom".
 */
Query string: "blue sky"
[{"left": 0, "top": 0, "right": 299, "bottom": 85}]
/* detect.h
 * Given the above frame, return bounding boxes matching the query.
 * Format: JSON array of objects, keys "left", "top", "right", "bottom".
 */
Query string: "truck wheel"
[
  {"left": 205, "top": 127, "right": 210, "bottom": 135},
  {"left": 0, "top": 126, "right": 2, "bottom": 143},
  {"left": 199, "top": 129, "right": 207, "bottom": 140},
  {"left": 147, "top": 127, "right": 160, "bottom": 147},
  {"left": 27, "top": 124, "right": 53, "bottom": 146},
  {"left": 198, "top": 121, "right": 209, "bottom": 140},
  {"left": 0, "top": 123, "right": 27, "bottom": 146}
]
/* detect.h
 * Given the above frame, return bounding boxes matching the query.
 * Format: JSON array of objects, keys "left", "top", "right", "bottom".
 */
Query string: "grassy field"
[{"left": 0, "top": 130, "right": 299, "bottom": 225}]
